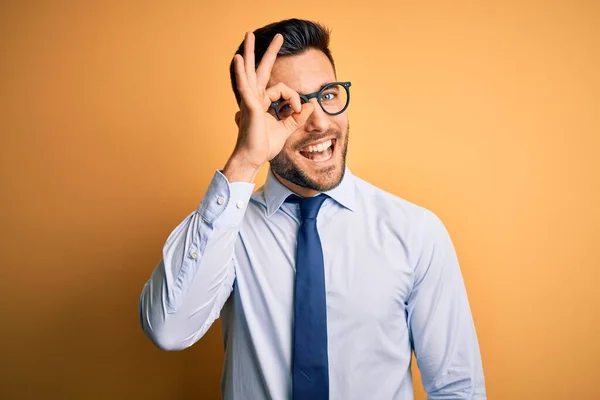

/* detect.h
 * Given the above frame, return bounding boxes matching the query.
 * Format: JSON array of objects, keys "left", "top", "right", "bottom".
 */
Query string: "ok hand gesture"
[{"left": 228, "top": 32, "right": 314, "bottom": 177}]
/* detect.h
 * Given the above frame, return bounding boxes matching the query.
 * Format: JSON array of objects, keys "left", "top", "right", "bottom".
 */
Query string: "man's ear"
[{"left": 234, "top": 111, "right": 241, "bottom": 127}]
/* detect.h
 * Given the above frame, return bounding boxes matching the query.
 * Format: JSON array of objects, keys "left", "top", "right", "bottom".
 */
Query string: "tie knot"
[{"left": 286, "top": 194, "right": 327, "bottom": 220}]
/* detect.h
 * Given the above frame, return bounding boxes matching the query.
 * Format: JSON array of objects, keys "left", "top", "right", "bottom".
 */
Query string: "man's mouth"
[{"left": 298, "top": 139, "right": 336, "bottom": 162}]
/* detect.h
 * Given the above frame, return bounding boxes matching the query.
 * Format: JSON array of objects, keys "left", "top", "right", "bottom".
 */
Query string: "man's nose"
[{"left": 303, "top": 98, "right": 331, "bottom": 132}]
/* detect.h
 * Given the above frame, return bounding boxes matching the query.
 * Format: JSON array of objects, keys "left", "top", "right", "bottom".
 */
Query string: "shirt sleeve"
[
  {"left": 139, "top": 170, "right": 254, "bottom": 351},
  {"left": 407, "top": 209, "right": 486, "bottom": 399}
]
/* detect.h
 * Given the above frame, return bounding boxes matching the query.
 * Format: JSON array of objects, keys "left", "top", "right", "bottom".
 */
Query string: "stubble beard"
[{"left": 270, "top": 126, "right": 350, "bottom": 192}]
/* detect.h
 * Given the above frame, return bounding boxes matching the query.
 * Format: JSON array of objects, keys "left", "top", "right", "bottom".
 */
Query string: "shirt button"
[
  {"left": 236, "top": 200, "right": 244, "bottom": 209},
  {"left": 217, "top": 196, "right": 225, "bottom": 205},
  {"left": 191, "top": 252, "right": 198, "bottom": 259}
]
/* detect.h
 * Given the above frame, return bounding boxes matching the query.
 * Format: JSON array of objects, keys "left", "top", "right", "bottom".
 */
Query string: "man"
[{"left": 139, "top": 18, "right": 486, "bottom": 400}]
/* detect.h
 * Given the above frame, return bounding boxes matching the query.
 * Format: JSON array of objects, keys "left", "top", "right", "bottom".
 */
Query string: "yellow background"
[{"left": 1, "top": 1, "right": 598, "bottom": 399}]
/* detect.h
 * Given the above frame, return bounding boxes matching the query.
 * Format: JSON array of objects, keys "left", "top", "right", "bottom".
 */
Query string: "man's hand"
[{"left": 223, "top": 32, "right": 314, "bottom": 183}]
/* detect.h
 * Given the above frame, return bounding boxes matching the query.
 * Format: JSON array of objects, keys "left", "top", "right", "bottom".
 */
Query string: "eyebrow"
[
  {"left": 297, "top": 82, "right": 335, "bottom": 96},
  {"left": 273, "top": 81, "right": 337, "bottom": 103}
]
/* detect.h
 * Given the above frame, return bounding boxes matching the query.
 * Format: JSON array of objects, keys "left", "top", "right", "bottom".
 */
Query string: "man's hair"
[{"left": 229, "top": 18, "right": 335, "bottom": 105}]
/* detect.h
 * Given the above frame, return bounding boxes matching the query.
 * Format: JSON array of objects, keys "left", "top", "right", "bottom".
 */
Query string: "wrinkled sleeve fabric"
[
  {"left": 407, "top": 209, "right": 486, "bottom": 399},
  {"left": 139, "top": 170, "right": 254, "bottom": 351}
]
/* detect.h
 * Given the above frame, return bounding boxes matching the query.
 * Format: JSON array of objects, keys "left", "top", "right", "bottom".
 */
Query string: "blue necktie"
[{"left": 287, "top": 194, "right": 329, "bottom": 400}]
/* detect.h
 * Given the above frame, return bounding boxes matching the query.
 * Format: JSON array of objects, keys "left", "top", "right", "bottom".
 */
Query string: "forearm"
[{"left": 139, "top": 170, "right": 254, "bottom": 351}]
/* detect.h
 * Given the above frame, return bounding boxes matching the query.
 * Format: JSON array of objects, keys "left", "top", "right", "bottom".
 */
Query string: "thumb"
[{"left": 281, "top": 102, "right": 314, "bottom": 133}]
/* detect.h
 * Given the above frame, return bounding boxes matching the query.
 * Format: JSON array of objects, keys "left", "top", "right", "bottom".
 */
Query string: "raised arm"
[{"left": 139, "top": 31, "right": 314, "bottom": 351}]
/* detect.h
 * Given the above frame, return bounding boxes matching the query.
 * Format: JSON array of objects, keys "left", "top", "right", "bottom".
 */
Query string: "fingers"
[
  {"left": 256, "top": 33, "right": 283, "bottom": 89},
  {"left": 265, "top": 83, "right": 302, "bottom": 113},
  {"left": 234, "top": 54, "right": 248, "bottom": 93},
  {"left": 234, "top": 54, "right": 261, "bottom": 113},
  {"left": 281, "top": 102, "right": 315, "bottom": 134},
  {"left": 243, "top": 32, "right": 257, "bottom": 90}
]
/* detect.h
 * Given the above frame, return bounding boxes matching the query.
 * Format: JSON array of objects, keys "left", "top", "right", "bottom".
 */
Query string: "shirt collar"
[{"left": 261, "top": 165, "right": 356, "bottom": 217}]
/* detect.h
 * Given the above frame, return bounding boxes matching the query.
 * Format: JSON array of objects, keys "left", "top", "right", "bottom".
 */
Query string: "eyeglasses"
[{"left": 269, "top": 81, "right": 351, "bottom": 121}]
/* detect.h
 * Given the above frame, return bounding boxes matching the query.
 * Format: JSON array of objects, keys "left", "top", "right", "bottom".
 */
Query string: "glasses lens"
[
  {"left": 273, "top": 101, "right": 294, "bottom": 120},
  {"left": 320, "top": 83, "right": 348, "bottom": 115}
]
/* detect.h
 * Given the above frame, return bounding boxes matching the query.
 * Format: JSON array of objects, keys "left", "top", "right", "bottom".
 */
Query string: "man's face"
[{"left": 267, "top": 49, "right": 349, "bottom": 192}]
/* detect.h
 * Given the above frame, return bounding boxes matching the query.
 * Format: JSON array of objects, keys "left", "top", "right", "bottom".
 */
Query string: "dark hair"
[{"left": 229, "top": 18, "right": 336, "bottom": 105}]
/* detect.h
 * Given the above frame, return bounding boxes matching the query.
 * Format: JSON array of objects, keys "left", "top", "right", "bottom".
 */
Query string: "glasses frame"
[{"left": 269, "top": 81, "right": 352, "bottom": 121}]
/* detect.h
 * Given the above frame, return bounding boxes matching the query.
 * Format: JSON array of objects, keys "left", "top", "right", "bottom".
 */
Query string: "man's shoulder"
[
  {"left": 353, "top": 173, "right": 429, "bottom": 217},
  {"left": 353, "top": 174, "right": 452, "bottom": 244}
]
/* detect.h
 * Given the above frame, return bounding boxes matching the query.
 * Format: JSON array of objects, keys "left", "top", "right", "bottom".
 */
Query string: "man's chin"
[
  {"left": 308, "top": 164, "right": 345, "bottom": 191},
  {"left": 272, "top": 158, "right": 345, "bottom": 192}
]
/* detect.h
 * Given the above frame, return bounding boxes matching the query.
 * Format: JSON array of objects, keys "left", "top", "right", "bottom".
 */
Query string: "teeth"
[{"left": 302, "top": 139, "right": 332, "bottom": 153}]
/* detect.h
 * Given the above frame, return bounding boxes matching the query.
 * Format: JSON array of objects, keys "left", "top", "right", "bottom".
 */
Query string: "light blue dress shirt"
[{"left": 139, "top": 166, "right": 486, "bottom": 399}]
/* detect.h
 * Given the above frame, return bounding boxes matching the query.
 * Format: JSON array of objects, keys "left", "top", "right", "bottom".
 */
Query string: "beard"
[{"left": 270, "top": 125, "right": 349, "bottom": 192}]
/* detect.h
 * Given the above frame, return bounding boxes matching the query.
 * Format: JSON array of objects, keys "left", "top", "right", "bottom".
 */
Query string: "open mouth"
[{"left": 299, "top": 139, "right": 336, "bottom": 162}]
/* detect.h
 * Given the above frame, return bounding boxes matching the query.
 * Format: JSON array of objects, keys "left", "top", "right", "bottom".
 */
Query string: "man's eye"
[
  {"left": 279, "top": 103, "right": 292, "bottom": 113},
  {"left": 321, "top": 92, "right": 336, "bottom": 102}
]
